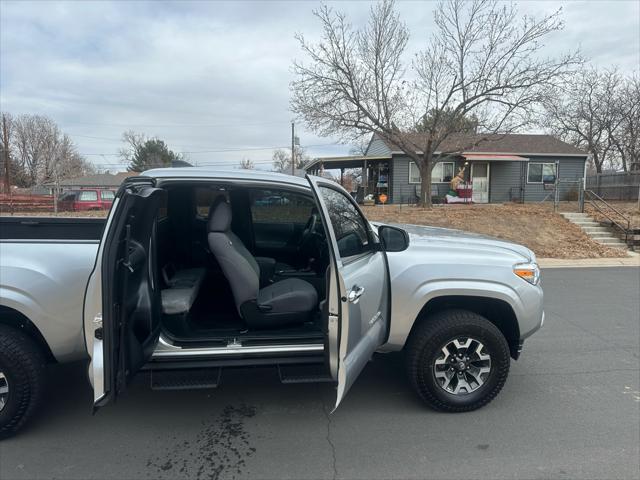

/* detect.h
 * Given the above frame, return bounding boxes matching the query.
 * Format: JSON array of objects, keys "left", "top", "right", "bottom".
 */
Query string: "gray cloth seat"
[
  {"left": 207, "top": 198, "right": 317, "bottom": 328},
  {"left": 161, "top": 267, "right": 206, "bottom": 315},
  {"left": 257, "top": 278, "right": 317, "bottom": 313}
]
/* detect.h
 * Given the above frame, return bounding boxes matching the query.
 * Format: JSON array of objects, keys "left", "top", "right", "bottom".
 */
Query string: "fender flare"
[{"left": 387, "top": 279, "right": 524, "bottom": 349}]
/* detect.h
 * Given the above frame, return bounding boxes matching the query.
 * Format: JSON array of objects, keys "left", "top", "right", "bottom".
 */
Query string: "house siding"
[
  {"left": 390, "top": 154, "right": 586, "bottom": 204},
  {"left": 522, "top": 156, "right": 586, "bottom": 202},
  {"left": 489, "top": 162, "right": 524, "bottom": 203},
  {"left": 391, "top": 155, "right": 463, "bottom": 203},
  {"left": 366, "top": 136, "right": 392, "bottom": 156}
]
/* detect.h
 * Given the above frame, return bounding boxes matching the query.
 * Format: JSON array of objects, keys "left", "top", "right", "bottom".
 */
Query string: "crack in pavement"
[{"left": 320, "top": 388, "right": 338, "bottom": 480}]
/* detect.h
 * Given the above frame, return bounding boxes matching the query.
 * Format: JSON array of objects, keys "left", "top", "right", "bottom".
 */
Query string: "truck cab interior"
[{"left": 155, "top": 182, "right": 330, "bottom": 345}]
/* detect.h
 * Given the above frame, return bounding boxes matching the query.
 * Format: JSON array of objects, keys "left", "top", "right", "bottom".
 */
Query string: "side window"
[
  {"left": 250, "top": 189, "right": 315, "bottom": 224},
  {"left": 194, "top": 187, "right": 222, "bottom": 218},
  {"left": 79, "top": 190, "right": 98, "bottom": 201},
  {"left": 319, "top": 186, "right": 370, "bottom": 259},
  {"left": 101, "top": 190, "right": 115, "bottom": 201}
]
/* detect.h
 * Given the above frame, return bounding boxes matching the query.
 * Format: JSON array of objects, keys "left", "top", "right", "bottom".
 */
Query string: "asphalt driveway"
[{"left": 1, "top": 267, "right": 639, "bottom": 480}]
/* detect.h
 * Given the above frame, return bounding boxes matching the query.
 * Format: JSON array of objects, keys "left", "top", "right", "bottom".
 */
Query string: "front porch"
[
  {"left": 305, "top": 155, "right": 393, "bottom": 204},
  {"left": 305, "top": 154, "right": 528, "bottom": 204}
]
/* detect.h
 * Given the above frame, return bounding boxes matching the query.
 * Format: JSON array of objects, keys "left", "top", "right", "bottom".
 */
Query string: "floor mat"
[{"left": 188, "top": 270, "right": 243, "bottom": 330}]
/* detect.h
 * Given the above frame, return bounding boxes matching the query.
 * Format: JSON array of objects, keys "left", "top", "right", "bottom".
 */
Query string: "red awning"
[{"left": 462, "top": 153, "right": 528, "bottom": 161}]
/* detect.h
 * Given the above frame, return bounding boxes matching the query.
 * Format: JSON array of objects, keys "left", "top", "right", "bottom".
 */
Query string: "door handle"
[{"left": 347, "top": 285, "right": 365, "bottom": 303}]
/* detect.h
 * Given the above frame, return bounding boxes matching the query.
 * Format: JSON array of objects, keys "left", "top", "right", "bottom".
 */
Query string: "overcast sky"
[{"left": 1, "top": 0, "right": 638, "bottom": 172}]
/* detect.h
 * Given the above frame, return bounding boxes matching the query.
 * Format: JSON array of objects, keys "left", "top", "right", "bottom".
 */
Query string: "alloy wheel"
[
  {"left": 0, "top": 371, "right": 9, "bottom": 412},
  {"left": 433, "top": 337, "right": 491, "bottom": 394}
]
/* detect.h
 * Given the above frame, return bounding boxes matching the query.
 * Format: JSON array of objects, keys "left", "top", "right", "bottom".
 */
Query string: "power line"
[
  {"left": 78, "top": 142, "right": 345, "bottom": 156},
  {"left": 61, "top": 120, "right": 292, "bottom": 128},
  {"left": 90, "top": 159, "right": 277, "bottom": 168}
]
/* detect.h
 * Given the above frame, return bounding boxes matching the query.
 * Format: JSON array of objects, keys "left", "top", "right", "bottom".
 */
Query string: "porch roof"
[
  {"left": 462, "top": 153, "right": 528, "bottom": 162},
  {"left": 304, "top": 155, "right": 391, "bottom": 171}
]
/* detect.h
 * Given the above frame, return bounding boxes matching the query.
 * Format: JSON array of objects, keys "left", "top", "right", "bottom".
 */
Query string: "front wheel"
[
  {"left": 405, "top": 309, "right": 510, "bottom": 412},
  {"left": 0, "top": 325, "right": 46, "bottom": 439}
]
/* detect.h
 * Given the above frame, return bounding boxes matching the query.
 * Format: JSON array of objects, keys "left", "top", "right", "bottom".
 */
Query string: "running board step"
[
  {"left": 277, "top": 364, "right": 334, "bottom": 384},
  {"left": 151, "top": 368, "right": 222, "bottom": 390}
]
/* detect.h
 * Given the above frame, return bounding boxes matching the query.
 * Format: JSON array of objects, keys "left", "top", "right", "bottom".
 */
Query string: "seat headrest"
[{"left": 208, "top": 197, "right": 232, "bottom": 232}]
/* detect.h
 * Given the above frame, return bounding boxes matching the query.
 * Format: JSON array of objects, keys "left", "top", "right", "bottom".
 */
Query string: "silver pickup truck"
[{"left": 0, "top": 169, "right": 544, "bottom": 438}]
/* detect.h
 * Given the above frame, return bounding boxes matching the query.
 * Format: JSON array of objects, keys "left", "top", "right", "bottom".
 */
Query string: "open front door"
[
  {"left": 307, "top": 175, "right": 391, "bottom": 409},
  {"left": 83, "top": 178, "right": 166, "bottom": 410}
]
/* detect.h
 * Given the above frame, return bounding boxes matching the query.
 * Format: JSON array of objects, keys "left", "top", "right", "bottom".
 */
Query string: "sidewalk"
[{"left": 539, "top": 252, "right": 640, "bottom": 269}]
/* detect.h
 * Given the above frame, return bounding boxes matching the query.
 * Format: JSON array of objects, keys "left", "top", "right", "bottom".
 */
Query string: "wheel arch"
[
  {"left": 0, "top": 305, "right": 55, "bottom": 363},
  {"left": 408, "top": 295, "right": 521, "bottom": 360}
]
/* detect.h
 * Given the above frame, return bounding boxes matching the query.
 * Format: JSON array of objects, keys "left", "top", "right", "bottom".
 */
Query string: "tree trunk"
[{"left": 419, "top": 156, "right": 433, "bottom": 208}]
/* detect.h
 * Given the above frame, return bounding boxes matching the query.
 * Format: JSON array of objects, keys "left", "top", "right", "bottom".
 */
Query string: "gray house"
[{"left": 305, "top": 133, "right": 589, "bottom": 204}]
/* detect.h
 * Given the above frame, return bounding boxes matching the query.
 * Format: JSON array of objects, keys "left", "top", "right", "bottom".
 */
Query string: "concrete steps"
[{"left": 560, "top": 212, "right": 629, "bottom": 248}]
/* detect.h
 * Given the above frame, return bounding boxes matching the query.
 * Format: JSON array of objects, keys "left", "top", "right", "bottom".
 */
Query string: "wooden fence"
[
  {"left": 0, "top": 194, "right": 54, "bottom": 214},
  {"left": 585, "top": 172, "right": 640, "bottom": 200}
]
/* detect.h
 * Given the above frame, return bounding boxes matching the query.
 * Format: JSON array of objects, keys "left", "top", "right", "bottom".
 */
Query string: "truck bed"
[{"left": 0, "top": 216, "right": 107, "bottom": 241}]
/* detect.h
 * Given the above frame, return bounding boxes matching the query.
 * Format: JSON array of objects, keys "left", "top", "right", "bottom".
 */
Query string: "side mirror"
[{"left": 378, "top": 225, "right": 409, "bottom": 252}]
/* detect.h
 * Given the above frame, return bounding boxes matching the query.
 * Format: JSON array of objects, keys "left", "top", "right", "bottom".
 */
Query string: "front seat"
[{"left": 207, "top": 197, "right": 318, "bottom": 329}]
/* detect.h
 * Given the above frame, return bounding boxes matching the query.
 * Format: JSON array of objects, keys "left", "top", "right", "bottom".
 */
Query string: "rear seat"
[{"left": 161, "top": 266, "right": 206, "bottom": 315}]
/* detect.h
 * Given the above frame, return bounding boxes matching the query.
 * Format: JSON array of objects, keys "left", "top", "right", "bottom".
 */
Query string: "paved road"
[{"left": 1, "top": 267, "right": 639, "bottom": 480}]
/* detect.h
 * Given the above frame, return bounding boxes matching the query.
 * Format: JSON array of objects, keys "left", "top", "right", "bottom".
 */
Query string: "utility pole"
[
  {"left": 1, "top": 114, "right": 10, "bottom": 194},
  {"left": 291, "top": 122, "right": 295, "bottom": 176}
]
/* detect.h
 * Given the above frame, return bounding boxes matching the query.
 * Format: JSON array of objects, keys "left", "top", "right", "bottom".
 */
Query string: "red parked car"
[{"left": 57, "top": 189, "right": 116, "bottom": 212}]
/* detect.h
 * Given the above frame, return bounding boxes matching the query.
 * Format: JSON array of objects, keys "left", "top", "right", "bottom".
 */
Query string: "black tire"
[
  {"left": 0, "top": 324, "right": 46, "bottom": 439},
  {"left": 405, "top": 309, "right": 510, "bottom": 412}
]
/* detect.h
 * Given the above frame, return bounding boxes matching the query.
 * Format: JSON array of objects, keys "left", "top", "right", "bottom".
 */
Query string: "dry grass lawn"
[
  {"left": 585, "top": 201, "right": 640, "bottom": 229},
  {"left": 362, "top": 203, "right": 626, "bottom": 259}
]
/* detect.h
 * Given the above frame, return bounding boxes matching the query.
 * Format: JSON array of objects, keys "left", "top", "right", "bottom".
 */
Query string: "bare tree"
[
  {"left": 1, "top": 113, "right": 14, "bottom": 193},
  {"left": 610, "top": 76, "right": 640, "bottom": 172},
  {"left": 348, "top": 137, "right": 371, "bottom": 156},
  {"left": 10, "top": 114, "right": 93, "bottom": 189},
  {"left": 271, "top": 147, "right": 310, "bottom": 173},
  {"left": 292, "top": 0, "right": 580, "bottom": 206},
  {"left": 239, "top": 158, "right": 255, "bottom": 169},
  {"left": 13, "top": 115, "right": 53, "bottom": 186},
  {"left": 544, "top": 68, "right": 636, "bottom": 172}
]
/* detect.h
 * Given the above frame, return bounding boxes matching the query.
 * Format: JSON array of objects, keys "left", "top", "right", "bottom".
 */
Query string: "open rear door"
[
  {"left": 306, "top": 175, "right": 390, "bottom": 408},
  {"left": 84, "top": 178, "right": 166, "bottom": 410}
]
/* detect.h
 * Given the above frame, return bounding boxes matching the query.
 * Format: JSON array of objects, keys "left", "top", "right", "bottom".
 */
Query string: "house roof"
[
  {"left": 57, "top": 171, "right": 137, "bottom": 187},
  {"left": 375, "top": 133, "right": 588, "bottom": 156},
  {"left": 304, "top": 155, "right": 391, "bottom": 171}
]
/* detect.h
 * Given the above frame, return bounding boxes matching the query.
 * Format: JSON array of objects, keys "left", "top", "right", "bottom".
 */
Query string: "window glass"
[
  {"left": 79, "top": 190, "right": 98, "bottom": 201},
  {"left": 542, "top": 164, "right": 556, "bottom": 183},
  {"left": 409, "top": 161, "right": 455, "bottom": 183},
  {"left": 409, "top": 162, "right": 421, "bottom": 184},
  {"left": 319, "top": 186, "right": 370, "bottom": 259},
  {"left": 194, "top": 187, "right": 224, "bottom": 218},
  {"left": 101, "top": 190, "right": 115, "bottom": 200},
  {"left": 528, "top": 163, "right": 556, "bottom": 183},
  {"left": 250, "top": 189, "right": 315, "bottom": 224},
  {"left": 157, "top": 193, "right": 168, "bottom": 220}
]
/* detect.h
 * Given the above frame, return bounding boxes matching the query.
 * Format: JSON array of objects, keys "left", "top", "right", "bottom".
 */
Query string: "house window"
[
  {"left": 409, "top": 161, "right": 455, "bottom": 184},
  {"left": 527, "top": 162, "right": 556, "bottom": 184}
]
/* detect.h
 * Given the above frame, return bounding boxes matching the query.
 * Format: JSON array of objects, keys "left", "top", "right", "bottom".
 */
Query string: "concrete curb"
[{"left": 539, "top": 253, "right": 640, "bottom": 269}]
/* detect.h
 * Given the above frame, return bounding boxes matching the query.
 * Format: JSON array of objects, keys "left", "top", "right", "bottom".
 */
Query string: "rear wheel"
[
  {"left": 0, "top": 325, "right": 46, "bottom": 439},
  {"left": 405, "top": 309, "right": 510, "bottom": 412}
]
